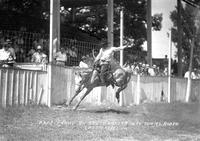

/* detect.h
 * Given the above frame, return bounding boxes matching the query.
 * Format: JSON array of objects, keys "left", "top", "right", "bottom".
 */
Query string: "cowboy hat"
[{"left": 37, "top": 45, "right": 42, "bottom": 50}]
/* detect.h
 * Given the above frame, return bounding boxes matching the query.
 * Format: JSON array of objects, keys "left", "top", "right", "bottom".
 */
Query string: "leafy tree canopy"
[
  {"left": 170, "top": 1, "right": 200, "bottom": 70},
  {"left": 0, "top": 0, "right": 162, "bottom": 63},
  {"left": 0, "top": 0, "right": 49, "bottom": 32}
]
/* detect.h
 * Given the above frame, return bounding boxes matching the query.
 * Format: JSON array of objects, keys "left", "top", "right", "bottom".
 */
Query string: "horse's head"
[{"left": 75, "top": 69, "right": 93, "bottom": 85}]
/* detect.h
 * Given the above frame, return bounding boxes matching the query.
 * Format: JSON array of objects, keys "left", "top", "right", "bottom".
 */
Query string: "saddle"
[{"left": 93, "top": 61, "right": 115, "bottom": 87}]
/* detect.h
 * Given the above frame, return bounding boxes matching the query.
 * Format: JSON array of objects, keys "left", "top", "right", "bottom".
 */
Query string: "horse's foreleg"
[
  {"left": 66, "top": 84, "right": 85, "bottom": 106},
  {"left": 73, "top": 88, "right": 92, "bottom": 110}
]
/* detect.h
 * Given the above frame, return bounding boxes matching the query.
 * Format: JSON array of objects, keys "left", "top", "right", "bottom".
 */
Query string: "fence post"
[
  {"left": 0, "top": 70, "right": 2, "bottom": 105},
  {"left": 9, "top": 70, "right": 14, "bottom": 106},
  {"left": 97, "top": 87, "right": 102, "bottom": 105},
  {"left": 21, "top": 71, "right": 26, "bottom": 105},
  {"left": 25, "top": 72, "right": 29, "bottom": 105},
  {"left": 186, "top": 36, "right": 195, "bottom": 102},
  {"left": 2, "top": 70, "right": 8, "bottom": 108},
  {"left": 167, "top": 30, "right": 172, "bottom": 103},
  {"left": 33, "top": 72, "right": 38, "bottom": 103},
  {"left": 119, "top": 91, "right": 124, "bottom": 106},
  {"left": 135, "top": 74, "right": 141, "bottom": 105}
]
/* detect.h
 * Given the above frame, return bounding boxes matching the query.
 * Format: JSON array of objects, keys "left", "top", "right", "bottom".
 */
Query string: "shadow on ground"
[{"left": 92, "top": 109, "right": 130, "bottom": 114}]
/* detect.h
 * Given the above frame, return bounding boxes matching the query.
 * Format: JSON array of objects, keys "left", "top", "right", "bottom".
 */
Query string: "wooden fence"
[
  {"left": 0, "top": 67, "right": 48, "bottom": 108},
  {"left": 1, "top": 66, "right": 200, "bottom": 108},
  {"left": 51, "top": 66, "right": 200, "bottom": 106}
]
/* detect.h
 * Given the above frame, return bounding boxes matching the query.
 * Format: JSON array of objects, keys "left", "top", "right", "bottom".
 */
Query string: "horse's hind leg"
[
  {"left": 66, "top": 84, "right": 85, "bottom": 106},
  {"left": 73, "top": 88, "right": 92, "bottom": 110},
  {"left": 115, "top": 84, "right": 127, "bottom": 103}
]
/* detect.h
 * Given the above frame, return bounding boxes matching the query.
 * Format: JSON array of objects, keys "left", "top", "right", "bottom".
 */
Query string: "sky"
[{"left": 144, "top": 0, "right": 177, "bottom": 59}]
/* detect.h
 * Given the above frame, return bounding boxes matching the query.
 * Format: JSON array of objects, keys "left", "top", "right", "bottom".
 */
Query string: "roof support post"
[
  {"left": 107, "top": 0, "right": 114, "bottom": 47},
  {"left": 177, "top": 0, "right": 183, "bottom": 77},
  {"left": 147, "top": 0, "right": 152, "bottom": 66},
  {"left": 48, "top": 0, "right": 60, "bottom": 107}
]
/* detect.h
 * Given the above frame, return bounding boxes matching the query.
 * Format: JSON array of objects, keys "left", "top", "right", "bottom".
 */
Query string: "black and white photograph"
[{"left": 0, "top": 0, "right": 200, "bottom": 140}]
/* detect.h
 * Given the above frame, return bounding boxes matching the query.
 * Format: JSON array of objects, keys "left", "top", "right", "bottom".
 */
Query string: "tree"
[
  {"left": 0, "top": 0, "right": 162, "bottom": 63},
  {"left": 0, "top": 0, "right": 49, "bottom": 32},
  {"left": 61, "top": 0, "right": 162, "bottom": 62},
  {"left": 170, "top": 1, "right": 200, "bottom": 73}
]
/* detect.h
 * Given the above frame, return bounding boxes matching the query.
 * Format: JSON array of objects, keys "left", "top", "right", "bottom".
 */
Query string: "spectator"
[
  {"left": 68, "top": 45, "right": 78, "bottom": 66},
  {"left": 0, "top": 31, "right": 4, "bottom": 46},
  {"left": 163, "top": 55, "right": 168, "bottom": 70},
  {"left": 5, "top": 39, "right": 16, "bottom": 61},
  {"left": 31, "top": 45, "right": 47, "bottom": 63},
  {"left": 79, "top": 56, "right": 89, "bottom": 68},
  {"left": 54, "top": 47, "right": 67, "bottom": 66},
  {"left": 172, "top": 60, "right": 178, "bottom": 76},
  {"left": 184, "top": 70, "right": 196, "bottom": 79},
  {"left": 26, "top": 46, "right": 36, "bottom": 62},
  {"left": 12, "top": 37, "right": 25, "bottom": 62},
  {"left": 70, "top": 46, "right": 77, "bottom": 58},
  {"left": 0, "top": 41, "right": 12, "bottom": 61},
  {"left": 16, "top": 34, "right": 24, "bottom": 47},
  {"left": 0, "top": 40, "right": 14, "bottom": 67},
  {"left": 148, "top": 65, "right": 156, "bottom": 76}
]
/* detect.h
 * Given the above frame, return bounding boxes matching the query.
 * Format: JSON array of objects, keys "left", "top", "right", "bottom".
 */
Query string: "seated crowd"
[
  {"left": 1, "top": 36, "right": 200, "bottom": 79},
  {"left": 0, "top": 39, "right": 48, "bottom": 65},
  {"left": 0, "top": 37, "right": 79, "bottom": 66},
  {"left": 123, "top": 62, "right": 167, "bottom": 77}
]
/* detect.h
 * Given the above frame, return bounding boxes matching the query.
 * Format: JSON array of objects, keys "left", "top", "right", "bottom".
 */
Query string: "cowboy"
[
  {"left": 31, "top": 45, "right": 47, "bottom": 63},
  {"left": 54, "top": 47, "right": 67, "bottom": 66},
  {"left": 93, "top": 41, "right": 130, "bottom": 84}
]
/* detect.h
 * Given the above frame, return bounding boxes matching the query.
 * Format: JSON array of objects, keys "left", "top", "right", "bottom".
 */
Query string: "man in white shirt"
[
  {"left": 6, "top": 39, "right": 16, "bottom": 61},
  {"left": 0, "top": 40, "right": 12, "bottom": 61},
  {"left": 31, "top": 45, "right": 47, "bottom": 63},
  {"left": 148, "top": 65, "right": 156, "bottom": 76},
  {"left": 54, "top": 47, "right": 67, "bottom": 66},
  {"left": 93, "top": 41, "right": 130, "bottom": 83},
  {"left": 0, "top": 41, "right": 13, "bottom": 67}
]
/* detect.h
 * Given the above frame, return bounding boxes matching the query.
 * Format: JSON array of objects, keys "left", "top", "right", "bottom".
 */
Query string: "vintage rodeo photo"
[{"left": 0, "top": 0, "right": 200, "bottom": 140}]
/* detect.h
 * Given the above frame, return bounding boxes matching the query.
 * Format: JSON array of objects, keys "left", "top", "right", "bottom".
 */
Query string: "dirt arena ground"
[{"left": 1, "top": 102, "right": 200, "bottom": 141}]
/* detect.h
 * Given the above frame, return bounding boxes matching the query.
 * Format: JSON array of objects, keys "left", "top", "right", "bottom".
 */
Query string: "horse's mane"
[{"left": 75, "top": 68, "right": 93, "bottom": 84}]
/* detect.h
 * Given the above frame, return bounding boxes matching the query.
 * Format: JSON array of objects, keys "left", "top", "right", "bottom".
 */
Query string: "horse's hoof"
[
  {"left": 72, "top": 106, "right": 78, "bottom": 111},
  {"left": 64, "top": 102, "right": 71, "bottom": 107}
]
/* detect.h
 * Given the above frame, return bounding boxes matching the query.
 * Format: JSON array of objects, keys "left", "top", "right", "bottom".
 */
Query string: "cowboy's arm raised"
[{"left": 112, "top": 45, "right": 129, "bottom": 51}]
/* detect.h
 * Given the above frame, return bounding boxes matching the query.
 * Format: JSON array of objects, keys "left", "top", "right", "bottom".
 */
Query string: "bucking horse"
[{"left": 66, "top": 61, "right": 132, "bottom": 110}]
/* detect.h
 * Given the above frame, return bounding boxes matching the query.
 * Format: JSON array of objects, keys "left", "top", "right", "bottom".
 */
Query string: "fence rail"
[{"left": 0, "top": 67, "right": 48, "bottom": 108}]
